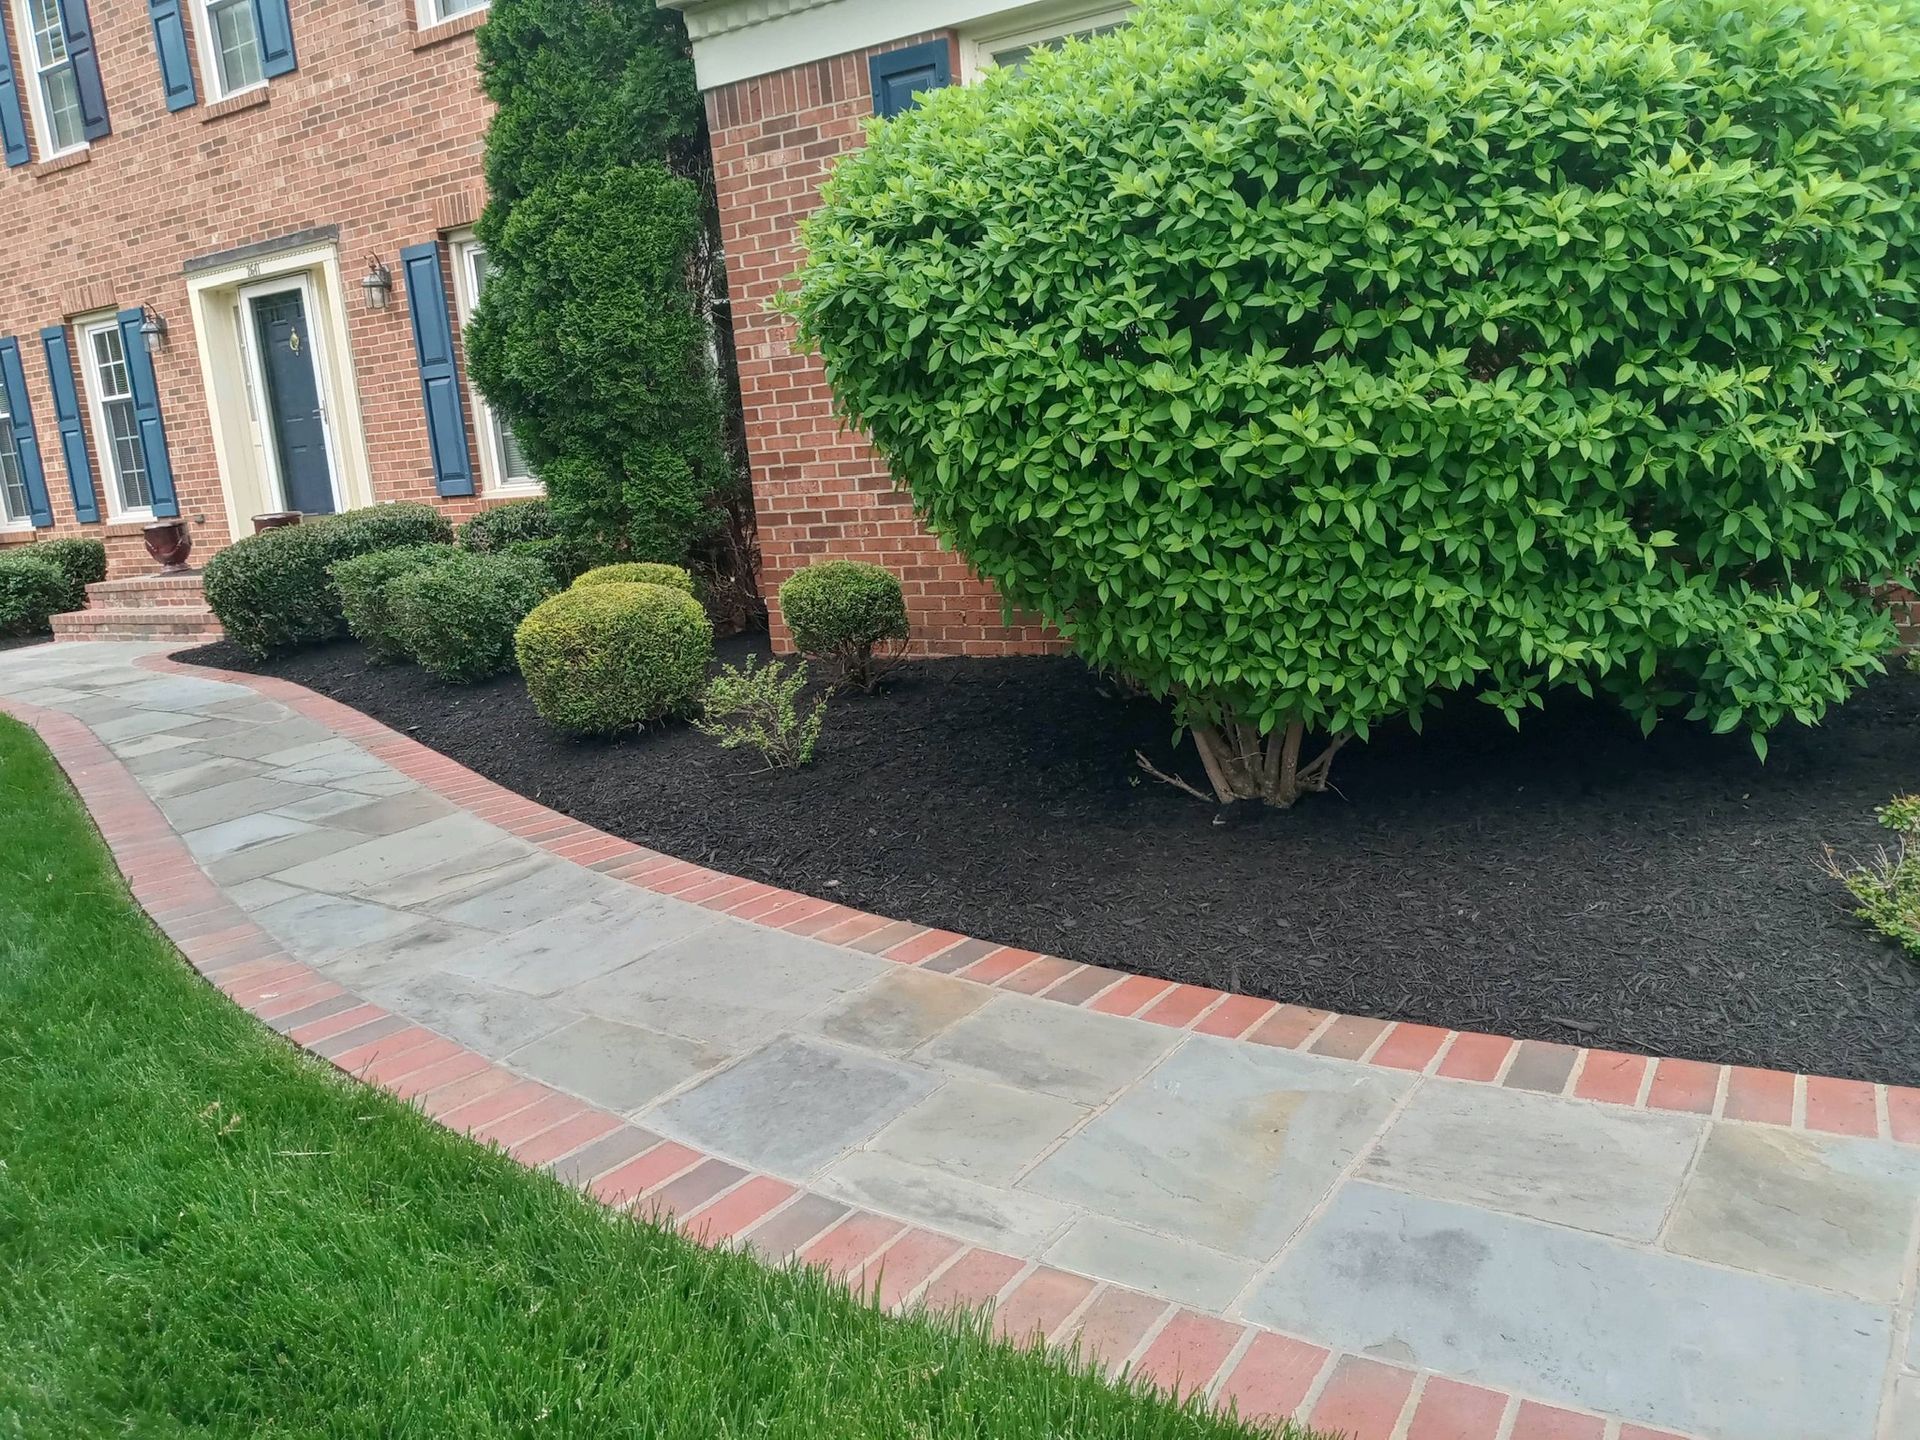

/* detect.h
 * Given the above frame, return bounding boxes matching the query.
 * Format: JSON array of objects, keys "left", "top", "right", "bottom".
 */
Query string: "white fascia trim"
[{"left": 663, "top": 0, "right": 1056, "bottom": 90}]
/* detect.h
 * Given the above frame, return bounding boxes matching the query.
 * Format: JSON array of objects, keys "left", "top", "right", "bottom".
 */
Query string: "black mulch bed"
[{"left": 178, "top": 634, "right": 1920, "bottom": 1085}]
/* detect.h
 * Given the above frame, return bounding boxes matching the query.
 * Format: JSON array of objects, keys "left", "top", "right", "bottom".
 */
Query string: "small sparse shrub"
[
  {"left": 574, "top": 561, "right": 697, "bottom": 596},
  {"left": 30, "top": 538, "right": 106, "bottom": 608},
  {"left": 461, "top": 498, "right": 556, "bottom": 553},
  {"left": 389, "top": 550, "right": 555, "bottom": 684},
  {"left": 203, "top": 504, "right": 453, "bottom": 657},
  {"left": 694, "top": 656, "right": 826, "bottom": 769},
  {"left": 0, "top": 554, "right": 71, "bottom": 636},
  {"left": 515, "top": 582, "right": 713, "bottom": 735},
  {"left": 1827, "top": 795, "right": 1920, "bottom": 959},
  {"left": 331, "top": 546, "right": 456, "bottom": 663},
  {"left": 779, "top": 561, "right": 908, "bottom": 690}
]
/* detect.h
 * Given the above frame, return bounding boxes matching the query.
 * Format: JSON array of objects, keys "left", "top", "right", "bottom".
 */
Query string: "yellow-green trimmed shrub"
[
  {"left": 778, "top": 561, "right": 908, "bottom": 690},
  {"left": 331, "top": 546, "right": 457, "bottom": 664},
  {"left": 789, "top": 0, "right": 1920, "bottom": 803},
  {"left": 389, "top": 551, "right": 556, "bottom": 684},
  {"left": 516, "top": 582, "right": 713, "bottom": 734},
  {"left": 574, "top": 561, "right": 697, "bottom": 596}
]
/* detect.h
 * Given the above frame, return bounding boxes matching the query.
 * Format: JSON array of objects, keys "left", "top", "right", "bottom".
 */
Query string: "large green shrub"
[
  {"left": 0, "top": 554, "right": 70, "bottom": 636},
  {"left": 460, "top": 498, "right": 556, "bottom": 553},
  {"left": 504, "top": 535, "right": 619, "bottom": 588},
  {"left": 30, "top": 538, "right": 106, "bottom": 608},
  {"left": 389, "top": 551, "right": 556, "bottom": 684},
  {"left": 331, "top": 546, "right": 456, "bottom": 664},
  {"left": 203, "top": 506, "right": 453, "bottom": 658},
  {"left": 574, "top": 562, "right": 696, "bottom": 596},
  {"left": 790, "top": 0, "right": 1920, "bottom": 804},
  {"left": 779, "top": 561, "right": 909, "bottom": 690},
  {"left": 468, "top": 0, "right": 748, "bottom": 571},
  {"left": 515, "top": 582, "right": 713, "bottom": 734}
]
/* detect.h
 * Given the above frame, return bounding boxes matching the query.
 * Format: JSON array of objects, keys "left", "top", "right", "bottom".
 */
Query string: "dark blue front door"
[{"left": 252, "top": 288, "right": 335, "bottom": 515}]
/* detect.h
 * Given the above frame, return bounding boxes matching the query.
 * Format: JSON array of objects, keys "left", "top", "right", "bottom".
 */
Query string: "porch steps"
[{"left": 52, "top": 573, "right": 225, "bottom": 646}]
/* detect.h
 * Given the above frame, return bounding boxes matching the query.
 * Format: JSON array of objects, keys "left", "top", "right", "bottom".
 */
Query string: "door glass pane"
[
  {"left": 208, "top": 0, "right": 264, "bottom": 94},
  {"left": 0, "top": 404, "right": 28, "bottom": 524},
  {"left": 88, "top": 327, "right": 153, "bottom": 515}
]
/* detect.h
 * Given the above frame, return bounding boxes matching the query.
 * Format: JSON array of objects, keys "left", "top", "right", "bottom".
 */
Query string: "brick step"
[
  {"left": 52, "top": 605, "right": 225, "bottom": 644},
  {"left": 83, "top": 572, "right": 211, "bottom": 608}
]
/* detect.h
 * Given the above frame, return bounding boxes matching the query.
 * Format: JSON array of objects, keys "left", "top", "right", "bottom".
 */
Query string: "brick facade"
[
  {"left": 705, "top": 36, "right": 1064, "bottom": 656},
  {"left": 0, "top": 0, "right": 508, "bottom": 578}
]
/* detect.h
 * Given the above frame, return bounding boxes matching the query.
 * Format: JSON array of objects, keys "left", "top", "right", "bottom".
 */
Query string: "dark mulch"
[{"left": 178, "top": 634, "right": 1920, "bottom": 1084}]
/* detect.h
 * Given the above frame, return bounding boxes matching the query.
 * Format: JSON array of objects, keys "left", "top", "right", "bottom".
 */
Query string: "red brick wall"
[
  {"left": 0, "top": 0, "right": 513, "bottom": 577},
  {"left": 706, "top": 38, "right": 1064, "bottom": 657}
]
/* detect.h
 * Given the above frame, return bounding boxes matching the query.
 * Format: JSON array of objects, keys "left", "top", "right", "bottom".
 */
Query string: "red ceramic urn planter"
[{"left": 142, "top": 519, "right": 193, "bottom": 574}]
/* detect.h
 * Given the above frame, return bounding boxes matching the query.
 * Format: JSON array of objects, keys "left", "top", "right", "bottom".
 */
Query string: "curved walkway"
[{"left": 2, "top": 639, "right": 1916, "bottom": 1440}]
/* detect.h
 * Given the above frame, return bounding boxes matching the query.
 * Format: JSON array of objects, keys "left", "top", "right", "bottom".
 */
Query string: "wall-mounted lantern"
[
  {"left": 138, "top": 304, "right": 169, "bottom": 344},
  {"left": 361, "top": 256, "right": 394, "bottom": 311}
]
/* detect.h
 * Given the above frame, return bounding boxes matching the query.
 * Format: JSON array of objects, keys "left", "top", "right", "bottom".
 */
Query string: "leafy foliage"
[
  {"left": 331, "top": 546, "right": 456, "bottom": 664},
  {"left": 461, "top": 498, "right": 558, "bottom": 553},
  {"left": 388, "top": 551, "right": 556, "bottom": 684},
  {"left": 694, "top": 657, "right": 827, "bottom": 768},
  {"left": 789, "top": 0, "right": 1920, "bottom": 796},
  {"left": 505, "top": 535, "right": 619, "bottom": 587},
  {"left": 202, "top": 506, "right": 453, "bottom": 658},
  {"left": 28, "top": 538, "right": 106, "bottom": 607},
  {"left": 575, "top": 562, "right": 698, "bottom": 596},
  {"left": 0, "top": 554, "right": 71, "bottom": 636},
  {"left": 779, "top": 561, "right": 909, "bottom": 691},
  {"left": 469, "top": 0, "right": 745, "bottom": 570},
  {"left": 515, "top": 582, "right": 713, "bottom": 734},
  {"left": 1830, "top": 795, "right": 1920, "bottom": 959}
]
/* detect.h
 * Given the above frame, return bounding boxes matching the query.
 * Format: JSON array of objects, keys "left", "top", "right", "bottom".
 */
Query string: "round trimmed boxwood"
[
  {"left": 778, "top": 561, "right": 909, "bottom": 690},
  {"left": 573, "top": 562, "right": 697, "bottom": 596},
  {"left": 460, "top": 497, "right": 557, "bottom": 553},
  {"left": 0, "top": 554, "right": 72, "bottom": 636},
  {"left": 789, "top": 0, "right": 1920, "bottom": 803},
  {"left": 331, "top": 545, "right": 457, "bottom": 664},
  {"left": 388, "top": 550, "right": 556, "bottom": 684},
  {"left": 515, "top": 582, "right": 713, "bottom": 734}
]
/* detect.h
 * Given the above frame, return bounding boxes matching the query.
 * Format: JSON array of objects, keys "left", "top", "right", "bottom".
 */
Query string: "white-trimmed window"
[
  {"left": 0, "top": 395, "right": 30, "bottom": 530},
  {"left": 76, "top": 316, "right": 154, "bottom": 520},
  {"left": 419, "top": 0, "right": 487, "bottom": 27},
  {"left": 961, "top": 3, "right": 1132, "bottom": 78},
  {"left": 195, "top": 0, "right": 265, "bottom": 100},
  {"left": 449, "top": 235, "right": 537, "bottom": 494},
  {"left": 15, "top": 0, "right": 87, "bottom": 156}
]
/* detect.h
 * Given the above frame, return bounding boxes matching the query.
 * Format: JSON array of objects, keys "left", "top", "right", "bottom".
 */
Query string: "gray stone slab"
[
  {"left": 91, "top": 709, "right": 200, "bottom": 743},
  {"left": 1663, "top": 1125, "right": 1920, "bottom": 1302},
  {"left": 867, "top": 1078, "right": 1086, "bottom": 1185},
  {"left": 1890, "top": 1375, "right": 1920, "bottom": 1437},
  {"left": 163, "top": 776, "right": 329, "bottom": 832},
  {"left": 564, "top": 920, "right": 885, "bottom": 1048},
  {"left": 111, "top": 731, "right": 209, "bottom": 759},
  {"left": 916, "top": 992, "right": 1176, "bottom": 1105},
  {"left": 651, "top": 1036, "right": 936, "bottom": 1176},
  {"left": 258, "top": 738, "right": 366, "bottom": 768},
  {"left": 111, "top": 675, "right": 247, "bottom": 712},
  {"left": 507, "top": 1015, "right": 729, "bottom": 1113},
  {"left": 173, "top": 718, "right": 337, "bottom": 759},
  {"left": 225, "top": 877, "right": 307, "bottom": 913},
  {"left": 425, "top": 860, "right": 632, "bottom": 933},
  {"left": 323, "top": 770, "right": 417, "bottom": 797},
  {"left": 439, "top": 896, "right": 716, "bottom": 997},
  {"left": 184, "top": 811, "right": 320, "bottom": 862},
  {"left": 144, "top": 756, "right": 268, "bottom": 799},
  {"left": 320, "top": 918, "right": 495, "bottom": 987},
  {"left": 277, "top": 750, "right": 393, "bottom": 786},
  {"left": 270, "top": 815, "right": 528, "bottom": 897},
  {"left": 274, "top": 789, "right": 398, "bottom": 824},
  {"left": 313, "top": 789, "right": 455, "bottom": 837},
  {"left": 1246, "top": 1181, "right": 1891, "bottom": 1440},
  {"left": 122, "top": 743, "right": 222, "bottom": 777},
  {"left": 1022, "top": 1036, "right": 1407, "bottom": 1261},
  {"left": 1045, "top": 1215, "right": 1253, "bottom": 1311},
  {"left": 252, "top": 890, "right": 427, "bottom": 960},
  {"left": 817, "top": 1149, "right": 1074, "bottom": 1252},
  {"left": 801, "top": 968, "right": 990, "bottom": 1057},
  {"left": 204, "top": 825, "right": 366, "bottom": 886},
  {"left": 1359, "top": 1080, "right": 1702, "bottom": 1242},
  {"left": 358, "top": 969, "right": 581, "bottom": 1056}
]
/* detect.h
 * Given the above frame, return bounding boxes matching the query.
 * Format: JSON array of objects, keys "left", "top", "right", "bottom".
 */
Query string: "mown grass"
[{"left": 0, "top": 716, "right": 1300, "bottom": 1439}]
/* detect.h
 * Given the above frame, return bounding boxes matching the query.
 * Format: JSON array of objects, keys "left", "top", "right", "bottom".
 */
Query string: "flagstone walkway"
[{"left": 3, "top": 640, "right": 1917, "bottom": 1440}]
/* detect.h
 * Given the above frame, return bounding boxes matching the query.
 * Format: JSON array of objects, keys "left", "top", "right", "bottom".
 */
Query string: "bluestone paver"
[
  {"left": 507, "top": 1015, "right": 729, "bottom": 1113},
  {"left": 818, "top": 1150, "right": 1075, "bottom": 1250},
  {"left": 917, "top": 991, "right": 1176, "bottom": 1105},
  {"left": 1044, "top": 1214, "right": 1254, "bottom": 1311},
  {"left": 440, "top": 895, "right": 715, "bottom": 997},
  {"left": 802, "top": 967, "right": 990, "bottom": 1056},
  {"left": 865, "top": 1077, "right": 1085, "bottom": 1185}
]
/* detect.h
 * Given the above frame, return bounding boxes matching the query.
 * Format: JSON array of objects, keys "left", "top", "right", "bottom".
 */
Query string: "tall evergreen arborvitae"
[{"left": 467, "top": 0, "right": 755, "bottom": 602}]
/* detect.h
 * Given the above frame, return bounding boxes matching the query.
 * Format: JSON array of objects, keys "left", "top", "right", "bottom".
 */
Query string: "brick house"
[
  {"left": 0, "top": 0, "right": 533, "bottom": 587},
  {"left": 664, "top": 0, "right": 1135, "bottom": 655}
]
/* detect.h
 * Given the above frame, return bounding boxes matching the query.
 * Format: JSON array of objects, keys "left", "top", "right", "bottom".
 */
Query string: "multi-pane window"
[
  {"left": 80, "top": 321, "right": 153, "bottom": 517},
  {"left": 0, "top": 395, "right": 29, "bottom": 527},
  {"left": 19, "top": 0, "right": 86, "bottom": 154},
  {"left": 453, "top": 238, "right": 537, "bottom": 491},
  {"left": 966, "top": 6, "right": 1133, "bottom": 76},
  {"left": 199, "top": 0, "right": 265, "bottom": 98},
  {"left": 424, "top": 0, "right": 487, "bottom": 24}
]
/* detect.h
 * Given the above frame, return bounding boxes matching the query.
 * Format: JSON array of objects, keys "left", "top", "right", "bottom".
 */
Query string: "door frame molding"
[{"left": 236, "top": 273, "right": 344, "bottom": 517}]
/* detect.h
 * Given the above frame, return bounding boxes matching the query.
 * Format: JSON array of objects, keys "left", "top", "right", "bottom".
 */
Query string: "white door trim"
[{"left": 236, "top": 273, "right": 345, "bottom": 516}]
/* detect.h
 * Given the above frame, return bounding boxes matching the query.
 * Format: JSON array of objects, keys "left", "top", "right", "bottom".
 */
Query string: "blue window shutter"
[
  {"left": 114, "top": 309, "right": 179, "bottom": 518},
  {"left": 250, "top": 0, "right": 297, "bottom": 78},
  {"left": 0, "top": 19, "right": 30, "bottom": 165},
  {"left": 401, "top": 242, "right": 475, "bottom": 498},
  {"left": 0, "top": 339, "right": 54, "bottom": 527},
  {"left": 54, "top": 0, "right": 111, "bottom": 140},
  {"left": 40, "top": 328, "right": 99, "bottom": 524},
  {"left": 148, "top": 0, "right": 197, "bottom": 111},
  {"left": 868, "top": 39, "right": 952, "bottom": 119}
]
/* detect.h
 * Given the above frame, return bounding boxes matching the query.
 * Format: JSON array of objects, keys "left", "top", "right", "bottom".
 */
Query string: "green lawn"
[{"left": 0, "top": 716, "right": 1298, "bottom": 1439}]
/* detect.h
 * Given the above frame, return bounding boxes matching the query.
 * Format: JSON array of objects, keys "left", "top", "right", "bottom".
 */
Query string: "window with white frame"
[
  {"left": 450, "top": 236, "right": 536, "bottom": 493},
  {"left": 961, "top": 3, "right": 1133, "bottom": 78},
  {"left": 420, "top": 0, "right": 487, "bottom": 27},
  {"left": 77, "top": 318, "right": 154, "bottom": 518},
  {"left": 196, "top": 0, "right": 265, "bottom": 100},
  {"left": 16, "top": 0, "right": 87, "bottom": 156},
  {"left": 0, "top": 394, "right": 30, "bottom": 529}
]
